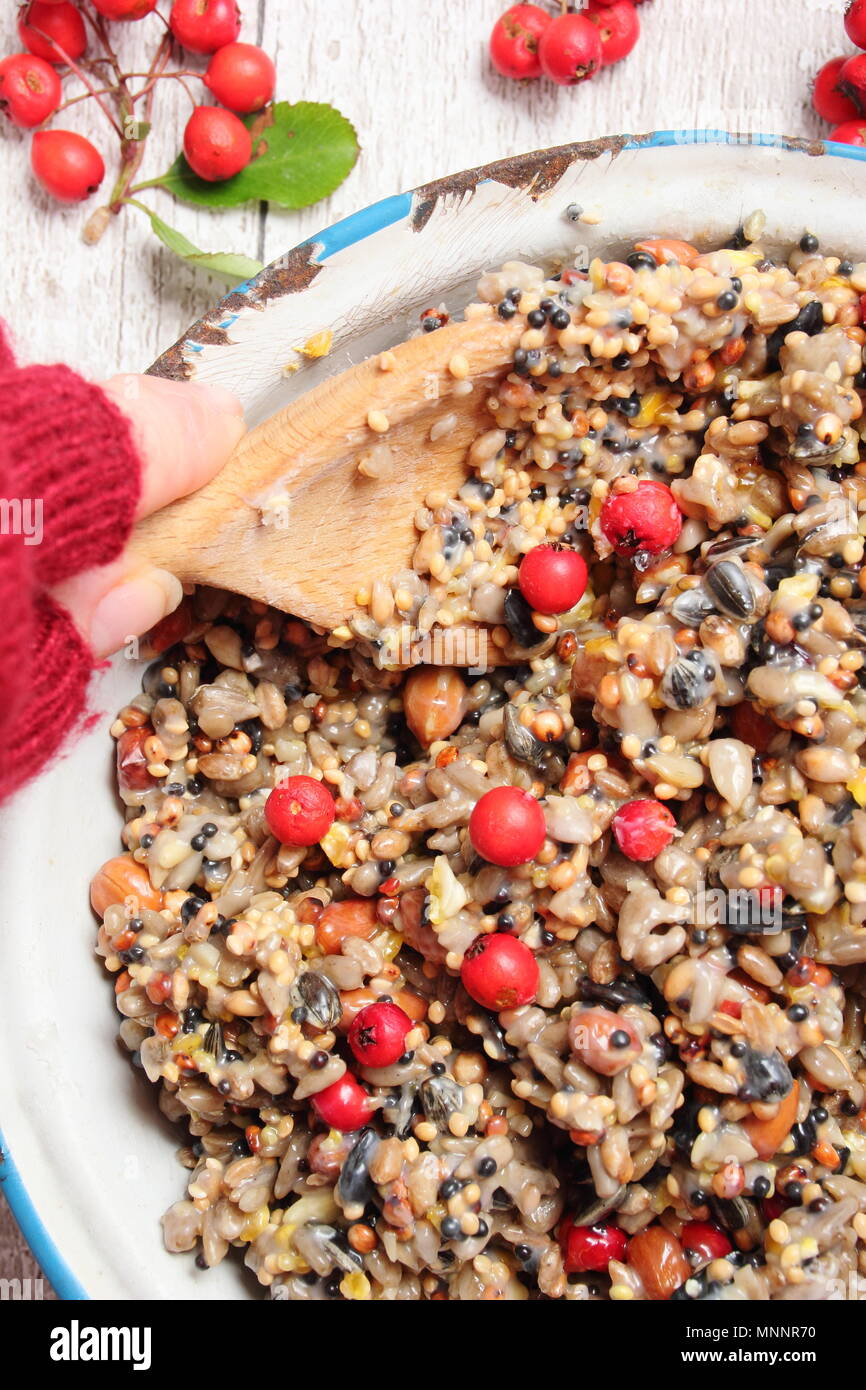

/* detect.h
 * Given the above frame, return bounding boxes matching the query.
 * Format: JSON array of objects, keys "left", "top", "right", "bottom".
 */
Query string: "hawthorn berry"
[
  {"left": 468, "top": 785, "right": 546, "bottom": 866},
  {"left": 611, "top": 799, "right": 677, "bottom": 861},
  {"left": 91, "top": 0, "right": 159, "bottom": 18},
  {"left": 183, "top": 104, "right": 252, "bottom": 183},
  {"left": 169, "top": 0, "right": 242, "bottom": 55},
  {"left": 586, "top": 0, "right": 640, "bottom": 65},
  {"left": 348, "top": 1001, "right": 413, "bottom": 1068},
  {"left": 0, "top": 54, "right": 61, "bottom": 128},
  {"left": 265, "top": 775, "right": 335, "bottom": 846},
  {"left": 460, "top": 932, "right": 540, "bottom": 1011},
  {"left": 846, "top": 0, "right": 866, "bottom": 50},
  {"left": 489, "top": 4, "right": 552, "bottom": 80},
  {"left": 830, "top": 118, "right": 866, "bottom": 144},
  {"left": 311, "top": 1073, "right": 374, "bottom": 1132},
  {"left": 838, "top": 53, "right": 866, "bottom": 113},
  {"left": 559, "top": 1217, "right": 628, "bottom": 1273},
  {"left": 518, "top": 544, "right": 588, "bottom": 614},
  {"left": 18, "top": 2, "right": 86, "bottom": 64},
  {"left": 31, "top": 129, "right": 105, "bottom": 202},
  {"left": 599, "top": 479, "right": 683, "bottom": 556},
  {"left": 204, "top": 42, "right": 275, "bottom": 113},
  {"left": 812, "top": 56, "right": 860, "bottom": 124},
  {"left": 537, "top": 12, "right": 603, "bottom": 86}
]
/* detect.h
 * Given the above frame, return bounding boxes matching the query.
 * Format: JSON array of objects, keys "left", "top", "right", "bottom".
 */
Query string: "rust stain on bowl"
[
  {"left": 149, "top": 242, "right": 322, "bottom": 381},
  {"left": 410, "top": 135, "right": 629, "bottom": 233},
  {"left": 148, "top": 132, "right": 836, "bottom": 384}
]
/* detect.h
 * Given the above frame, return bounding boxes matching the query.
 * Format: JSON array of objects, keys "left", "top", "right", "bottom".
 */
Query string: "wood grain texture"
[
  {"left": 0, "top": 0, "right": 848, "bottom": 1296},
  {"left": 132, "top": 316, "right": 522, "bottom": 652}
]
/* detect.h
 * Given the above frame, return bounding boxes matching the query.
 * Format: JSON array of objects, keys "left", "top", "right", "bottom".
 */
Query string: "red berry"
[
  {"left": 611, "top": 799, "right": 676, "bottom": 861},
  {"left": 559, "top": 1217, "right": 628, "bottom": 1273},
  {"left": 837, "top": 53, "right": 866, "bottom": 113},
  {"left": 348, "top": 1001, "right": 413, "bottom": 1068},
  {"left": 518, "top": 544, "right": 588, "bottom": 614},
  {"left": 538, "top": 13, "right": 602, "bottom": 85},
  {"left": 599, "top": 479, "right": 682, "bottom": 557},
  {"left": 18, "top": 2, "right": 86, "bottom": 63},
  {"left": 812, "top": 57, "right": 860, "bottom": 124},
  {"left": 31, "top": 129, "right": 104, "bottom": 201},
  {"left": 311, "top": 1073, "right": 373, "bottom": 1132},
  {"left": 468, "top": 785, "right": 546, "bottom": 866},
  {"left": 679, "top": 1221, "right": 733, "bottom": 1262},
  {"left": 0, "top": 53, "right": 61, "bottom": 127},
  {"left": 586, "top": 0, "right": 640, "bottom": 65},
  {"left": 489, "top": 4, "right": 552, "bottom": 80},
  {"left": 183, "top": 105, "right": 252, "bottom": 182},
  {"left": 846, "top": 0, "right": 866, "bottom": 49},
  {"left": 460, "top": 933, "right": 539, "bottom": 1011},
  {"left": 265, "top": 775, "right": 335, "bottom": 846},
  {"left": 830, "top": 117, "right": 866, "bottom": 144},
  {"left": 203, "top": 41, "right": 275, "bottom": 113},
  {"left": 170, "top": 0, "right": 241, "bottom": 54},
  {"left": 91, "top": 0, "right": 158, "bottom": 18}
]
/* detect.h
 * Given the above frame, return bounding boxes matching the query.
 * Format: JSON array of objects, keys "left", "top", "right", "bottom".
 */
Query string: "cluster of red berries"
[
  {"left": 811, "top": 0, "right": 866, "bottom": 145},
  {"left": 558, "top": 1213, "right": 731, "bottom": 1276},
  {"left": 489, "top": 0, "right": 648, "bottom": 88},
  {"left": 0, "top": 1, "right": 276, "bottom": 203}
]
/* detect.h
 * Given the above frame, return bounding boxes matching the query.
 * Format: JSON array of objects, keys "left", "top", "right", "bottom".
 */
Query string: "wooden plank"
[{"left": 0, "top": 1, "right": 264, "bottom": 377}]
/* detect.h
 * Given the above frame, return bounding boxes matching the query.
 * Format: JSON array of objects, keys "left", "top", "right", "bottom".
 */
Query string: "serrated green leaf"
[
  {"left": 150, "top": 101, "right": 359, "bottom": 211},
  {"left": 136, "top": 204, "right": 263, "bottom": 281}
]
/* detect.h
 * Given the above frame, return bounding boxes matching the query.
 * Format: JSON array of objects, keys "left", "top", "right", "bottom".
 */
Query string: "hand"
[{"left": 53, "top": 374, "right": 245, "bottom": 657}]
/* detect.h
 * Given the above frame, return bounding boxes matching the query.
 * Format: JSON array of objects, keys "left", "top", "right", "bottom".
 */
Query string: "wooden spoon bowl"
[{"left": 132, "top": 317, "right": 522, "bottom": 667}]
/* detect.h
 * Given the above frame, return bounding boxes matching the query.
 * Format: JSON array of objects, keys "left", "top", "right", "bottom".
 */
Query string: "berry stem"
[
  {"left": 80, "top": 7, "right": 127, "bottom": 91},
  {"left": 24, "top": 24, "right": 123, "bottom": 136},
  {"left": 58, "top": 85, "right": 123, "bottom": 114},
  {"left": 125, "top": 175, "right": 166, "bottom": 194},
  {"left": 107, "top": 34, "right": 171, "bottom": 214},
  {"left": 132, "top": 68, "right": 199, "bottom": 110}
]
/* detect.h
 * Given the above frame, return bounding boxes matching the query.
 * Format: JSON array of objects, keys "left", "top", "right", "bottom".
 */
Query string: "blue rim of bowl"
[
  {"left": 311, "top": 130, "right": 866, "bottom": 264},
  {"left": 7, "top": 127, "right": 866, "bottom": 1300},
  {"left": 0, "top": 1125, "right": 87, "bottom": 1300}
]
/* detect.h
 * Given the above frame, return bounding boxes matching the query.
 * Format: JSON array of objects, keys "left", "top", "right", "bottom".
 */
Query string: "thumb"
[
  {"left": 99, "top": 373, "right": 246, "bottom": 520},
  {"left": 52, "top": 559, "right": 185, "bottom": 659}
]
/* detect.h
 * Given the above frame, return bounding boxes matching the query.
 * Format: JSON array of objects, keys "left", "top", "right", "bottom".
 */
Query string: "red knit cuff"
[
  {"left": 0, "top": 362, "right": 141, "bottom": 588},
  {"left": 0, "top": 518, "right": 34, "bottom": 742},
  {"left": 0, "top": 593, "right": 92, "bottom": 805}
]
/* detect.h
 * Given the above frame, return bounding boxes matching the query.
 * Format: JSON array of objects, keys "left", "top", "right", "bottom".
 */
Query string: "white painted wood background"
[{"left": 0, "top": 0, "right": 851, "bottom": 1294}]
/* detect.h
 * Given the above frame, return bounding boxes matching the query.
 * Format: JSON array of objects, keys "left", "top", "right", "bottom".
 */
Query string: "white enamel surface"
[
  {"left": 185, "top": 140, "right": 866, "bottom": 428},
  {"left": 2, "top": 140, "right": 866, "bottom": 1300}
]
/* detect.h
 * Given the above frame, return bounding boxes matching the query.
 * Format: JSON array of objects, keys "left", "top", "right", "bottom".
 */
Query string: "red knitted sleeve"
[{"left": 0, "top": 325, "right": 142, "bottom": 804}]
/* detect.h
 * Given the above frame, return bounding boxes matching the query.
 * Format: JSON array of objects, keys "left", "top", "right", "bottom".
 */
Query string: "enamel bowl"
[{"left": 3, "top": 131, "right": 866, "bottom": 1300}]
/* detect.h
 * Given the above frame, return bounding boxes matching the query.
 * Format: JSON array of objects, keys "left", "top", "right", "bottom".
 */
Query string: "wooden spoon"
[{"left": 132, "top": 316, "right": 523, "bottom": 667}]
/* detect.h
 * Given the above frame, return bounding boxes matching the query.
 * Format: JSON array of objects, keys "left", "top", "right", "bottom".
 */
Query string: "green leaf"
[
  {"left": 150, "top": 101, "right": 359, "bottom": 211},
  {"left": 136, "top": 204, "right": 264, "bottom": 281}
]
